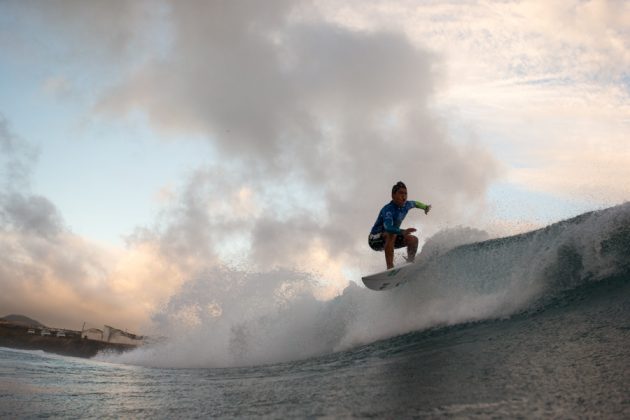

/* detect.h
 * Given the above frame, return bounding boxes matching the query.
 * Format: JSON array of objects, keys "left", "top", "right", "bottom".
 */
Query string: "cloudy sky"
[{"left": 1, "top": 0, "right": 628, "bottom": 331}]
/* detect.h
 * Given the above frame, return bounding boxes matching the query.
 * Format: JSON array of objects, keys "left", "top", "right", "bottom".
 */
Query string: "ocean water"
[{"left": 1, "top": 204, "right": 629, "bottom": 418}]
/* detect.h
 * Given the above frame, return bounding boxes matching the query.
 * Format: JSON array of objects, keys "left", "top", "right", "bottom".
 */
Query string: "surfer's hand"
[
  {"left": 403, "top": 228, "right": 417, "bottom": 235},
  {"left": 424, "top": 204, "right": 431, "bottom": 215}
]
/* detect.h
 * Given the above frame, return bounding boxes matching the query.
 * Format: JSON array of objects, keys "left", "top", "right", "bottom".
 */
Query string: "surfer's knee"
[{"left": 406, "top": 234, "right": 418, "bottom": 246}]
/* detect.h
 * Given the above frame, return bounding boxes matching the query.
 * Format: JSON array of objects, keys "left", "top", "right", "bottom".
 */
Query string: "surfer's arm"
[{"left": 414, "top": 200, "right": 431, "bottom": 215}]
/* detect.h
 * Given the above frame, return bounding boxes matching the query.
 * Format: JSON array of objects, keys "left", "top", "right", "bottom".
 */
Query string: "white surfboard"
[{"left": 361, "top": 263, "right": 417, "bottom": 291}]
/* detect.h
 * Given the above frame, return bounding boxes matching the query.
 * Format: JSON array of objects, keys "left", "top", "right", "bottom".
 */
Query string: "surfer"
[{"left": 369, "top": 181, "right": 431, "bottom": 269}]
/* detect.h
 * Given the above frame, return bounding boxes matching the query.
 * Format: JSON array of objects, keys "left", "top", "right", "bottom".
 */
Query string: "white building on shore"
[
  {"left": 103, "top": 325, "right": 144, "bottom": 345},
  {"left": 81, "top": 328, "right": 104, "bottom": 341},
  {"left": 81, "top": 325, "right": 144, "bottom": 345}
]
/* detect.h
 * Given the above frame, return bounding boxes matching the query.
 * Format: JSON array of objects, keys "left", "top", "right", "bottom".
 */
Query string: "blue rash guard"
[{"left": 370, "top": 200, "right": 429, "bottom": 235}]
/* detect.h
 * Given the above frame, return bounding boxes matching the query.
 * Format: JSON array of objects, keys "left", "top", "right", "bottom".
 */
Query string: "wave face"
[{"left": 101, "top": 203, "right": 630, "bottom": 368}]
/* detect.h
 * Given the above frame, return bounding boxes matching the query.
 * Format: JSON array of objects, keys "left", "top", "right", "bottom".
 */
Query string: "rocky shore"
[{"left": 0, "top": 322, "right": 137, "bottom": 359}]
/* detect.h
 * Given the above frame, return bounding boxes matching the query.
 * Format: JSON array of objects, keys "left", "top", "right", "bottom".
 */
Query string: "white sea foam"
[{"left": 99, "top": 203, "right": 630, "bottom": 368}]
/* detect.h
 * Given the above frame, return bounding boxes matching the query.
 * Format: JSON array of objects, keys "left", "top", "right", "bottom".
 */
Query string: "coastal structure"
[
  {"left": 103, "top": 325, "right": 144, "bottom": 345},
  {"left": 1, "top": 315, "right": 142, "bottom": 358},
  {"left": 81, "top": 328, "right": 104, "bottom": 341}
]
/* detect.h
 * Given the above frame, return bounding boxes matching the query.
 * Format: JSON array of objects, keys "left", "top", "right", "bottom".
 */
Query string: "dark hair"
[{"left": 392, "top": 181, "right": 406, "bottom": 194}]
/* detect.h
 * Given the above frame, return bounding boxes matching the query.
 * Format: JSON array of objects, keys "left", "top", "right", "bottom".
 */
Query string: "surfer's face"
[{"left": 392, "top": 187, "right": 407, "bottom": 206}]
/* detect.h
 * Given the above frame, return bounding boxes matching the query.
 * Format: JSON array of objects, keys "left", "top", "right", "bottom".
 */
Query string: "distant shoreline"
[{"left": 0, "top": 322, "right": 137, "bottom": 359}]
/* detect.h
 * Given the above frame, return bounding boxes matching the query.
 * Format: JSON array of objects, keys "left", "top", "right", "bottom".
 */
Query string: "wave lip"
[
  {"left": 338, "top": 202, "right": 630, "bottom": 356},
  {"left": 433, "top": 202, "right": 630, "bottom": 295}
]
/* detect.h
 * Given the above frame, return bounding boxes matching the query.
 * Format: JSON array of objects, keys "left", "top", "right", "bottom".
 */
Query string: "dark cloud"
[
  {"left": 0, "top": 116, "right": 61, "bottom": 238},
  {"left": 0, "top": 115, "right": 38, "bottom": 192},
  {"left": 0, "top": 193, "right": 63, "bottom": 238}
]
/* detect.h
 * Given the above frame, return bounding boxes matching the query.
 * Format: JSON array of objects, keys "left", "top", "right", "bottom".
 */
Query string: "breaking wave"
[{"left": 99, "top": 203, "right": 630, "bottom": 368}]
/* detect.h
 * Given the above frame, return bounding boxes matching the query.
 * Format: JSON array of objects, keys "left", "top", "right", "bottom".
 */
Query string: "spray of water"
[{"left": 99, "top": 203, "right": 630, "bottom": 368}]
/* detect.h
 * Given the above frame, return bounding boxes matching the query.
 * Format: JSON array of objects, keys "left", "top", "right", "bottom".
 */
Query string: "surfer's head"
[
  {"left": 391, "top": 181, "right": 407, "bottom": 206},
  {"left": 392, "top": 181, "right": 406, "bottom": 195}
]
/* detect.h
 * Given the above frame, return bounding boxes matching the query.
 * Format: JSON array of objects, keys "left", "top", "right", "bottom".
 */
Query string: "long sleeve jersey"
[{"left": 370, "top": 200, "right": 429, "bottom": 235}]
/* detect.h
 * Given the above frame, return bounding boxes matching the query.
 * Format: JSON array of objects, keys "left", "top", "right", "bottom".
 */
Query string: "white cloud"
[
  {"left": 319, "top": 0, "right": 630, "bottom": 206},
  {"left": 6, "top": 1, "right": 627, "bottom": 333},
  {"left": 91, "top": 0, "right": 499, "bottom": 266}
]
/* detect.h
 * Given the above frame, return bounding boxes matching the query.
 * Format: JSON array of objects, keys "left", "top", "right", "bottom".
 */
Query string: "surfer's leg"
[
  {"left": 405, "top": 234, "right": 418, "bottom": 262},
  {"left": 383, "top": 233, "right": 396, "bottom": 269}
]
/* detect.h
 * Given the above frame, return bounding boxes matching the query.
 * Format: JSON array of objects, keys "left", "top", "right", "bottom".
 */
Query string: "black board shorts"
[{"left": 368, "top": 233, "right": 407, "bottom": 251}]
